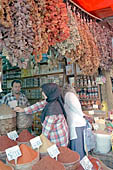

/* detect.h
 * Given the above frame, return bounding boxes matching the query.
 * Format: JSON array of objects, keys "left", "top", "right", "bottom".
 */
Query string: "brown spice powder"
[
  {"left": 17, "top": 129, "right": 35, "bottom": 142},
  {"left": 58, "top": 146, "right": 80, "bottom": 163},
  {"left": 32, "top": 156, "right": 65, "bottom": 170},
  {"left": 0, "top": 135, "right": 17, "bottom": 151}
]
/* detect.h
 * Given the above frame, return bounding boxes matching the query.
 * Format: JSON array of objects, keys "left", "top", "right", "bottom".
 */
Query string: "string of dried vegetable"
[
  {"left": 3, "top": 0, "right": 34, "bottom": 68},
  {"left": 75, "top": 13, "right": 100, "bottom": 75},
  {"left": 0, "top": 0, "right": 12, "bottom": 28},
  {"left": 27, "top": 0, "right": 49, "bottom": 62},
  {"left": 88, "top": 20, "right": 113, "bottom": 70},
  {"left": 44, "top": 0, "right": 70, "bottom": 46},
  {"left": 53, "top": 3, "right": 80, "bottom": 57}
]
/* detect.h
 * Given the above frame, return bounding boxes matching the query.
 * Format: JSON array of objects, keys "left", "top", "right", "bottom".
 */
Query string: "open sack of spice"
[
  {"left": 16, "top": 129, "right": 35, "bottom": 146},
  {"left": 32, "top": 156, "right": 65, "bottom": 170},
  {"left": 0, "top": 104, "right": 16, "bottom": 135},
  {"left": 57, "top": 146, "right": 80, "bottom": 170},
  {"left": 7, "top": 144, "right": 39, "bottom": 170},
  {"left": 0, "top": 135, "right": 17, "bottom": 162},
  {"left": 76, "top": 155, "right": 111, "bottom": 170},
  {"left": 38, "top": 134, "right": 54, "bottom": 159}
]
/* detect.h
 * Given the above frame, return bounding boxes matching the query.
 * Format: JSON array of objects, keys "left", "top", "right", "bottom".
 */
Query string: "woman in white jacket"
[{"left": 63, "top": 84, "right": 86, "bottom": 160}]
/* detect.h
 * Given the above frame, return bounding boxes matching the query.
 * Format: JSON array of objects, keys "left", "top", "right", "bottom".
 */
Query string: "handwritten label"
[
  {"left": 30, "top": 136, "right": 42, "bottom": 149},
  {"left": 47, "top": 144, "right": 60, "bottom": 159},
  {"left": 7, "top": 130, "right": 18, "bottom": 141},
  {"left": 80, "top": 156, "right": 93, "bottom": 170},
  {"left": 5, "top": 145, "right": 22, "bottom": 161}
]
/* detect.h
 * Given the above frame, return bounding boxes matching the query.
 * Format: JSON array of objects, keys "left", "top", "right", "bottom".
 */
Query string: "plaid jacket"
[
  {"left": 1, "top": 92, "right": 30, "bottom": 107},
  {"left": 24, "top": 101, "right": 69, "bottom": 147},
  {"left": 42, "top": 114, "right": 69, "bottom": 147}
]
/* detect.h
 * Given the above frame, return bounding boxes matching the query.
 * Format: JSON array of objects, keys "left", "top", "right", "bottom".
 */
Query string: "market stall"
[{"left": 0, "top": 0, "right": 113, "bottom": 169}]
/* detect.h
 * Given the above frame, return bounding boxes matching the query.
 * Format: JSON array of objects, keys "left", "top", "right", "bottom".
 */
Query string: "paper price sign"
[
  {"left": 7, "top": 130, "right": 18, "bottom": 141},
  {"left": 5, "top": 145, "right": 22, "bottom": 161},
  {"left": 30, "top": 136, "right": 42, "bottom": 149},
  {"left": 47, "top": 144, "right": 60, "bottom": 159},
  {"left": 80, "top": 156, "right": 93, "bottom": 170}
]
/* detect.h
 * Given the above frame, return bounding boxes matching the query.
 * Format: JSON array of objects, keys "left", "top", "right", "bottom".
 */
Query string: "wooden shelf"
[{"left": 21, "top": 70, "right": 64, "bottom": 79}]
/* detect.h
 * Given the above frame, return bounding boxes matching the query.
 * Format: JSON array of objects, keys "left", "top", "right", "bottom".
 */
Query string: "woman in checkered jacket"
[{"left": 15, "top": 83, "right": 69, "bottom": 147}]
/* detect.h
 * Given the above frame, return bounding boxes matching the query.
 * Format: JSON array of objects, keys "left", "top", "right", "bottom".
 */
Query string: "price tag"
[
  {"left": 89, "top": 110, "right": 94, "bottom": 115},
  {"left": 7, "top": 130, "right": 18, "bottom": 141},
  {"left": 5, "top": 145, "right": 22, "bottom": 161},
  {"left": 93, "top": 104, "right": 98, "bottom": 109},
  {"left": 80, "top": 156, "right": 93, "bottom": 170},
  {"left": 30, "top": 136, "right": 42, "bottom": 149},
  {"left": 47, "top": 144, "right": 60, "bottom": 159}
]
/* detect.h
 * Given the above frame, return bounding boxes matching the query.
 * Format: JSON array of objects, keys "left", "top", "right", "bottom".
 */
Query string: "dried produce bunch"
[
  {"left": 76, "top": 14, "right": 100, "bottom": 75},
  {"left": 44, "top": 0, "right": 70, "bottom": 46},
  {"left": 54, "top": 3, "right": 80, "bottom": 56},
  {"left": 3, "top": 0, "right": 34, "bottom": 68},
  {"left": 0, "top": 0, "right": 12, "bottom": 27},
  {"left": 27, "top": 0, "right": 69, "bottom": 63},
  {"left": 27, "top": 0, "right": 49, "bottom": 62},
  {"left": 88, "top": 20, "right": 113, "bottom": 70}
]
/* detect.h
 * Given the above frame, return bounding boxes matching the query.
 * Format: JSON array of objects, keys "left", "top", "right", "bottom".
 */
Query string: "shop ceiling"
[{"left": 71, "top": 0, "right": 113, "bottom": 25}]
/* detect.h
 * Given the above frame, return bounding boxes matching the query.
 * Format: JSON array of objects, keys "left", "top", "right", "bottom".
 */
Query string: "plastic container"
[{"left": 94, "top": 133, "right": 112, "bottom": 154}]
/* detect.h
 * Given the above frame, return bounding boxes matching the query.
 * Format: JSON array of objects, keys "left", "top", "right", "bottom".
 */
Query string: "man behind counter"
[{"left": 1, "top": 79, "right": 30, "bottom": 108}]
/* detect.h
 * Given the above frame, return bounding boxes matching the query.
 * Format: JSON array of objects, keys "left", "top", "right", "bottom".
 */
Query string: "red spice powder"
[
  {"left": 57, "top": 146, "right": 80, "bottom": 163},
  {"left": 32, "top": 156, "right": 65, "bottom": 170},
  {"left": 0, "top": 160, "right": 12, "bottom": 170},
  {"left": 76, "top": 156, "right": 103, "bottom": 170},
  {"left": 17, "top": 129, "right": 35, "bottom": 142},
  {"left": 9, "top": 144, "right": 38, "bottom": 165},
  {"left": 0, "top": 135, "right": 17, "bottom": 152}
]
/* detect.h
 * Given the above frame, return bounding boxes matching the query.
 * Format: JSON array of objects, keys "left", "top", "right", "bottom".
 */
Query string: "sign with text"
[
  {"left": 7, "top": 130, "right": 18, "bottom": 141},
  {"left": 80, "top": 156, "right": 93, "bottom": 170},
  {"left": 5, "top": 145, "right": 22, "bottom": 161},
  {"left": 47, "top": 144, "right": 60, "bottom": 159},
  {"left": 30, "top": 136, "right": 42, "bottom": 149}
]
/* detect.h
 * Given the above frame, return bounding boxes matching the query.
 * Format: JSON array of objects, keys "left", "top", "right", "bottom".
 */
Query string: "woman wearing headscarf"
[
  {"left": 62, "top": 84, "right": 86, "bottom": 160},
  {"left": 15, "top": 83, "right": 69, "bottom": 147}
]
